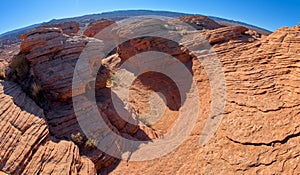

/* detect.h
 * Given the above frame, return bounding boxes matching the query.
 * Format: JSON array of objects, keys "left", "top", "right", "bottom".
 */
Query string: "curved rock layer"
[
  {"left": 0, "top": 81, "right": 96, "bottom": 175},
  {"left": 110, "top": 26, "right": 300, "bottom": 174},
  {"left": 0, "top": 16, "right": 299, "bottom": 175},
  {"left": 10, "top": 21, "right": 160, "bottom": 172}
]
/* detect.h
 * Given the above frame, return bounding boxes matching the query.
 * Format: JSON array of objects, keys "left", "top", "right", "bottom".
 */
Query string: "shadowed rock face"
[{"left": 0, "top": 15, "right": 299, "bottom": 175}]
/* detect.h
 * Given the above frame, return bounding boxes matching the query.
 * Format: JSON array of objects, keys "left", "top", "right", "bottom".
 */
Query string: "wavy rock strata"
[
  {"left": 0, "top": 16, "right": 299, "bottom": 175},
  {"left": 0, "top": 81, "right": 96, "bottom": 174},
  {"left": 110, "top": 24, "right": 300, "bottom": 175}
]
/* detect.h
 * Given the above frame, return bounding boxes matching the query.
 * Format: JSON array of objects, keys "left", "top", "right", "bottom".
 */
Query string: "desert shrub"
[
  {"left": 71, "top": 132, "right": 84, "bottom": 146},
  {"left": 106, "top": 70, "right": 118, "bottom": 88},
  {"left": 106, "top": 77, "right": 113, "bottom": 88},
  {"left": 163, "top": 24, "right": 176, "bottom": 31},
  {"left": 85, "top": 138, "right": 97, "bottom": 149},
  {"left": 180, "top": 29, "right": 188, "bottom": 35},
  {"left": 248, "top": 37, "right": 255, "bottom": 42},
  {"left": 31, "top": 82, "right": 42, "bottom": 98},
  {"left": 0, "top": 67, "right": 5, "bottom": 79},
  {"left": 10, "top": 54, "right": 29, "bottom": 80},
  {"left": 138, "top": 115, "right": 152, "bottom": 127},
  {"left": 31, "top": 82, "right": 42, "bottom": 97}
]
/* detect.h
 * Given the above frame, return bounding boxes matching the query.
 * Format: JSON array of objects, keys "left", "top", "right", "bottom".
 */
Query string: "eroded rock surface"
[
  {"left": 110, "top": 24, "right": 300, "bottom": 175},
  {"left": 0, "top": 81, "right": 96, "bottom": 175},
  {"left": 83, "top": 20, "right": 116, "bottom": 37},
  {"left": 178, "top": 16, "right": 224, "bottom": 30},
  {"left": 1, "top": 15, "right": 299, "bottom": 175},
  {"left": 9, "top": 21, "right": 159, "bottom": 173}
]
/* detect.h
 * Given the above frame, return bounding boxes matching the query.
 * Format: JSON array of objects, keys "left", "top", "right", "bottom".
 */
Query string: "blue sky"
[{"left": 0, "top": 0, "right": 299, "bottom": 34}]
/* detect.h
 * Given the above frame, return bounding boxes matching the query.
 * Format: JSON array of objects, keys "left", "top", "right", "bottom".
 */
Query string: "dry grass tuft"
[{"left": 0, "top": 67, "right": 5, "bottom": 79}]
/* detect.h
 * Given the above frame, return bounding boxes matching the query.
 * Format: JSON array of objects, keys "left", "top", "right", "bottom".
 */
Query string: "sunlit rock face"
[{"left": 0, "top": 14, "right": 299, "bottom": 175}]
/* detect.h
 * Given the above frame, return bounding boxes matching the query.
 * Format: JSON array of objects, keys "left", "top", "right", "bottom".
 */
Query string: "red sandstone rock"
[
  {"left": 202, "top": 25, "right": 250, "bottom": 44},
  {"left": 11, "top": 21, "right": 160, "bottom": 173},
  {"left": 110, "top": 24, "right": 300, "bottom": 175},
  {"left": 83, "top": 20, "right": 116, "bottom": 37},
  {"left": 0, "top": 81, "right": 96, "bottom": 175},
  {"left": 178, "top": 16, "right": 224, "bottom": 30},
  {"left": 44, "top": 21, "right": 80, "bottom": 35},
  {"left": 1, "top": 16, "right": 300, "bottom": 174}
]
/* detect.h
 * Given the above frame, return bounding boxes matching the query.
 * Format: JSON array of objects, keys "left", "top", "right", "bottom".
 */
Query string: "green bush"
[
  {"left": 85, "top": 138, "right": 97, "bottom": 149},
  {"left": 10, "top": 54, "right": 29, "bottom": 80},
  {"left": 106, "top": 70, "right": 118, "bottom": 88},
  {"left": 71, "top": 132, "right": 84, "bottom": 146}
]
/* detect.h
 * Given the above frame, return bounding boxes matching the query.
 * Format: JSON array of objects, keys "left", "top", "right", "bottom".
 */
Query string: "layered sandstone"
[
  {"left": 7, "top": 20, "right": 159, "bottom": 173},
  {"left": 110, "top": 23, "right": 300, "bottom": 175},
  {"left": 0, "top": 15, "right": 299, "bottom": 175},
  {"left": 83, "top": 20, "right": 116, "bottom": 37},
  {"left": 0, "top": 81, "right": 96, "bottom": 174},
  {"left": 178, "top": 16, "right": 224, "bottom": 30}
]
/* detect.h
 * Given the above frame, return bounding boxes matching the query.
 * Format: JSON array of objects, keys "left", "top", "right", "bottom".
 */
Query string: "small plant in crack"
[
  {"left": 163, "top": 24, "right": 176, "bottom": 31},
  {"left": 71, "top": 132, "right": 84, "bottom": 146},
  {"left": 106, "top": 70, "right": 119, "bottom": 88},
  {"left": 31, "top": 82, "right": 42, "bottom": 98},
  {"left": 85, "top": 138, "right": 97, "bottom": 150},
  {"left": 0, "top": 67, "right": 6, "bottom": 80},
  {"left": 180, "top": 29, "right": 189, "bottom": 35},
  {"left": 9, "top": 54, "right": 29, "bottom": 81}
]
